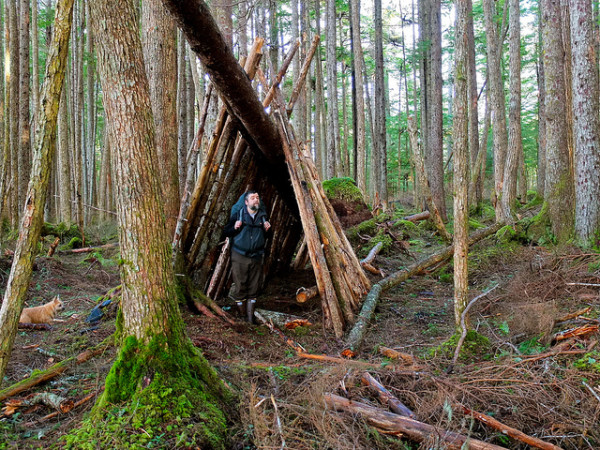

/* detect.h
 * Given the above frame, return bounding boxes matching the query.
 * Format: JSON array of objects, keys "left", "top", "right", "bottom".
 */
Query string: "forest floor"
[{"left": 1, "top": 205, "right": 600, "bottom": 449}]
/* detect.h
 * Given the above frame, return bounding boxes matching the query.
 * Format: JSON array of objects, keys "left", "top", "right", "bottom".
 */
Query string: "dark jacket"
[{"left": 224, "top": 206, "right": 269, "bottom": 259}]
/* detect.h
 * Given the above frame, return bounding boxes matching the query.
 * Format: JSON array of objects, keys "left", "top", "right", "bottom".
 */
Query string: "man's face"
[{"left": 246, "top": 193, "right": 260, "bottom": 212}]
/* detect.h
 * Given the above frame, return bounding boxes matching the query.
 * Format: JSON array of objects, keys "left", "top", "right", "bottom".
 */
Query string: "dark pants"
[{"left": 230, "top": 250, "right": 263, "bottom": 300}]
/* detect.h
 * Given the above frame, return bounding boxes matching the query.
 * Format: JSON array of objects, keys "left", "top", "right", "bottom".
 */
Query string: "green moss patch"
[
  {"left": 63, "top": 335, "right": 231, "bottom": 449},
  {"left": 322, "top": 177, "right": 364, "bottom": 204},
  {"left": 427, "top": 330, "right": 491, "bottom": 362}
]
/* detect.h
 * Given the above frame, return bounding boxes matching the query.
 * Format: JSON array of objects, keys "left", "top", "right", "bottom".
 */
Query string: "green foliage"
[
  {"left": 573, "top": 351, "right": 600, "bottom": 373},
  {"left": 346, "top": 218, "right": 377, "bottom": 241},
  {"left": 517, "top": 336, "right": 548, "bottom": 356},
  {"left": 322, "top": 177, "right": 365, "bottom": 205},
  {"left": 41, "top": 222, "right": 81, "bottom": 240}
]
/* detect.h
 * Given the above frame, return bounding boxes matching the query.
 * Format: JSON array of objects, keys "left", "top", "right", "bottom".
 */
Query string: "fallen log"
[
  {"left": 460, "top": 404, "right": 562, "bottom": 450},
  {"left": 0, "top": 337, "right": 112, "bottom": 402},
  {"left": 296, "top": 286, "right": 318, "bottom": 303},
  {"left": 344, "top": 221, "right": 504, "bottom": 353},
  {"left": 324, "top": 393, "right": 507, "bottom": 450},
  {"left": 59, "top": 243, "right": 118, "bottom": 254},
  {"left": 361, "top": 372, "right": 415, "bottom": 418},
  {"left": 298, "top": 352, "right": 417, "bottom": 373},
  {"left": 255, "top": 308, "right": 310, "bottom": 329},
  {"left": 402, "top": 211, "right": 430, "bottom": 223}
]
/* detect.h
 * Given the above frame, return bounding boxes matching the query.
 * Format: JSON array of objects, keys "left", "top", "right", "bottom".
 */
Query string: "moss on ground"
[
  {"left": 427, "top": 330, "right": 491, "bottom": 362},
  {"left": 62, "top": 334, "right": 233, "bottom": 449}
]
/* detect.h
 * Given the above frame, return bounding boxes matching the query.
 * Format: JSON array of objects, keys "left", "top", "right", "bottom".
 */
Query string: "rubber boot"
[
  {"left": 235, "top": 300, "right": 246, "bottom": 320},
  {"left": 246, "top": 299, "right": 256, "bottom": 324}
]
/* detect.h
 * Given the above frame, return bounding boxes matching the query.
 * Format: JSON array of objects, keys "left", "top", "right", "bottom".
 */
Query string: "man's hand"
[
  {"left": 234, "top": 220, "right": 242, "bottom": 230},
  {"left": 263, "top": 221, "right": 271, "bottom": 231}
]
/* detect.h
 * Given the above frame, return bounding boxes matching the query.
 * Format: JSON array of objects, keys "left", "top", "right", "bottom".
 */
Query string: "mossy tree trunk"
[
  {"left": 0, "top": 0, "right": 74, "bottom": 382},
  {"left": 86, "top": 0, "right": 229, "bottom": 447}
]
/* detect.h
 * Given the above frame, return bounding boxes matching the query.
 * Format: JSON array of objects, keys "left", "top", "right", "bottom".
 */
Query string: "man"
[{"left": 224, "top": 191, "right": 271, "bottom": 323}]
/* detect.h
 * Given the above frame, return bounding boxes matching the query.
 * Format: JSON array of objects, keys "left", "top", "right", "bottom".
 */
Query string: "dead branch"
[
  {"left": 553, "top": 324, "right": 599, "bottom": 342},
  {"left": 343, "top": 222, "right": 504, "bottom": 354},
  {"left": 582, "top": 380, "right": 600, "bottom": 404},
  {"left": 451, "top": 284, "right": 500, "bottom": 369},
  {"left": 378, "top": 346, "right": 415, "bottom": 365},
  {"left": 324, "top": 393, "right": 506, "bottom": 450},
  {"left": 360, "top": 242, "right": 385, "bottom": 277},
  {"left": 460, "top": 404, "right": 562, "bottom": 450},
  {"left": 25, "top": 386, "right": 104, "bottom": 426},
  {"left": 254, "top": 310, "right": 306, "bottom": 354},
  {"left": 0, "top": 337, "right": 112, "bottom": 402},
  {"left": 361, "top": 372, "right": 416, "bottom": 418},
  {"left": 47, "top": 237, "right": 60, "bottom": 257},
  {"left": 402, "top": 211, "right": 431, "bottom": 222},
  {"left": 555, "top": 307, "right": 592, "bottom": 324},
  {"left": 255, "top": 308, "right": 310, "bottom": 329},
  {"left": 59, "top": 243, "right": 118, "bottom": 254}
]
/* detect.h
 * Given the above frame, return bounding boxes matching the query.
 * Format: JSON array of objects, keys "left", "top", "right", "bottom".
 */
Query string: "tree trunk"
[
  {"left": 453, "top": 0, "right": 469, "bottom": 329},
  {"left": 142, "top": 0, "right": 178, "bottom": 236},
  {"left": 374, "top": 0, "right": 388, "bottom": 208},
  {"left": 570, "top": 0, "right": 600, "bottom": 246},
  {"left": 87, "top": 0, "right": 229, "bottom": 445},
  {"left": 31, "top": 0, "right": 39, "bottom": 131},
  {"left": 350, "top": 0, "right": 366, "bottom": 194},
  {"left": 57, "top": 87, "right": 72, "bottom": 222},
  {"left": 18, "top": 0, "right": 30, "bottom": 215},
  {"left": 314, "top": 0, "right": 326, "bottom": 178},
  {"left": 483, "top": 0, "right": 508, "bottom": 220},
  {"left": 325, "top": 0, "right": 339, "bottom": 179},
  {"left": 0, "top": 0, "right": 73, "bottom": 382},
  {"left": 500, "top": 0, "right": 523, "bottom": 221},
  {"left": 537, "top": 6, "right": 547, "bottom": 199},
  {"left": 542, "top": 0, "right": 574, "bottom": 242},
  {"left": 466, "top": 0, "right": 479, "bottom": 208}
]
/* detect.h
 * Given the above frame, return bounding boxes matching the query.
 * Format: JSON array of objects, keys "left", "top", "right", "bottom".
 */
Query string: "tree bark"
[
  {"left": 570, "top": 0, "right": 600, "bottom": 246},
  {"left": 373, "top": 0, "right": 388, "bottom": 208},
  {"left": 537, "top": 5, "right": 547, "bottom": 199},
  {"left": 542, "top": 0, "right": 574, "bottom": 242},
  {"left": 483, "top": 0, "right": 509, "bottom": 220},
  {"left": 325, "top": 0, "right": 340, "bottom": 178},
  {"left": 350, "top": 0, "right": 366, "bottom": 194},
  {"left": 500, "top": 0, "right": 523, "bottom": 221},
  {"left": 0, "top": 0, "right": 73, "bottom": 382},
  {"left": 453, "top": 0, "right": 470, "bottom": 329},
  {"left": 88, "top": 0, "right": 229, "bottom": 445}
]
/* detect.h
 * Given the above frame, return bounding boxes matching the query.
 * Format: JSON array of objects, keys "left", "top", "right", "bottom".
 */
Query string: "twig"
[
  {"left": 450, "top": 284, "right": 500, "bottom": 369},
  {"left": 271, "top": 394, "right": 285, "bottom": 450},
  {"left": 565, "top": 282, "right": 600, "bottom": 287},
  {"left": 582, "top": 380, "right": 600, "bottom": 404}
]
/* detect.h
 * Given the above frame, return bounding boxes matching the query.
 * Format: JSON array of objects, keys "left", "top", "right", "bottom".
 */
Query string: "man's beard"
[{"left": 249, "top": 205, "right": 259, "bottom": 212}]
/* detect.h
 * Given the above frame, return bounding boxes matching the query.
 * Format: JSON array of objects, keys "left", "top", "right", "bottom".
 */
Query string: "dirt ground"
[{"left": 1, "top": 214, "right": 600, "bottom": 449}]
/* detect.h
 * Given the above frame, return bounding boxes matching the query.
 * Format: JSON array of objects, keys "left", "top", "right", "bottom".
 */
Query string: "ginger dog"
[{"left": 19, "top": 296, "right": 64, "bottom": 324}]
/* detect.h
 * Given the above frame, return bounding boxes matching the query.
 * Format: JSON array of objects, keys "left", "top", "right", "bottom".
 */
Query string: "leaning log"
[
  {"left": 345, "top": 221, "right": 504, "bottom": 353},
  {"left": 161, "top": 0, "right": 297, "bottom": 211},
  {"left": 324, "top": 394, "right": 507, "bottom": 450}
]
